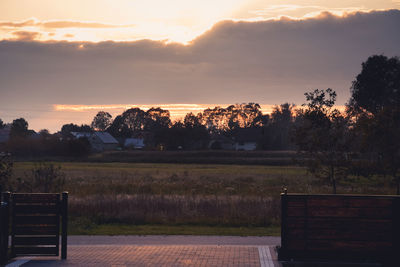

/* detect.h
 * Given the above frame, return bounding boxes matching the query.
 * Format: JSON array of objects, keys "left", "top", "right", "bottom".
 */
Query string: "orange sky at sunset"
[
  {"left": 0, "top": 1, "right": 399, "bottom": 132},
  {"left": 1, "top": 0, "right": 399, "bottom": 43}
]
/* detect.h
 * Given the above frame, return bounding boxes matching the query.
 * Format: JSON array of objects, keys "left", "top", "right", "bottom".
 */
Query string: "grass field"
[{"left": 10, "top": 161, "right": 397, "bottom": 235}]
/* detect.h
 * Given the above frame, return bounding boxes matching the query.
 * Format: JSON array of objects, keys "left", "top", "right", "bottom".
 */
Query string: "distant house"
[
  {"left": 208, "top": 135, "right": 234, "bottom": 150},
  {"left": 89, "top": 132, "right": 119, "bottom": 152},
  {"left": 124, "top": 138, "right": 145, "bottom": 149},
  {"left": 69, "top": 131, "right": 119, "bottom": 152},
  {"left": 234, "top": 141, "right": 257, "bottom": 151},
  {"left": 232, "top": 128, "right": 261, "bottom": 151},
  {"left": 70, "top": 132, "right": 92, "bottom": 139}
]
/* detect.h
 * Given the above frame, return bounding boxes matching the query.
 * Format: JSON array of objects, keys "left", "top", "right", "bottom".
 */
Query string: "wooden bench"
[
  {"left": 5, "top": 192, "right": 68, "bottom": 260},
  {"left": 279, "top": 193, "right": 400, "bottom": 264}
]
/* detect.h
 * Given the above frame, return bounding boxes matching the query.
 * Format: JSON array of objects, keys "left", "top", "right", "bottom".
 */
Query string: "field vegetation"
[{"left": 8, "top": 161, "right": 398, "bottom": 235}]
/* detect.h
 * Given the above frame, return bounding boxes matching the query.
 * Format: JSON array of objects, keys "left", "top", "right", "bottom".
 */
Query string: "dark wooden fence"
[
  {"left": 0, "top": 192, "right": 68, "bottom": 264},
  {"left": 279, "top": 193, "right": 400, "bottom": 264}
]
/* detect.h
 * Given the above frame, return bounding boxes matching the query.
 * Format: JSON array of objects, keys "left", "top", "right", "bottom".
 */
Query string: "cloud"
[
  {"left": 63, "top": 33, "right": 74, "bottom": 38},
  {"left": 250, "top": 5, "right": 371, "bottom": 19},
  {"left": 0, "top": 19, "right": 36, "bottom": 28},
  {"left": 0, "top": 9, "right": 399, "bottom": 119},
  {"left": 11, "top": 31, "right": 41, "bottom": 41},
  {"left": 0, "top": 18, "right": 133, "bottom": 29},
  {"left": 40, "top": 21, "right": 134, "bottom": 29}
]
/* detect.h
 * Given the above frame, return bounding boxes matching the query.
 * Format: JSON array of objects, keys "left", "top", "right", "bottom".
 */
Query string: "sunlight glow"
[
  {"left": 1, "top": 0, "right": 397, "bottom": 43},
  {"left": 54, "top": 104, "right": 276, "bottom": 119}
]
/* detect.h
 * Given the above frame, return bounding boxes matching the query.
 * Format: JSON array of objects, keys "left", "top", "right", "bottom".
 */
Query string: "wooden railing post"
[
  {"left": 279, "top": 190, "right": 288, "bottom": 260},
  {"left": 61, "top": 192, "right": 68, "bottom": 260}
]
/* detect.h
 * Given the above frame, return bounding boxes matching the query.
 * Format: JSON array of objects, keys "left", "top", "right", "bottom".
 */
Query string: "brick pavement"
[{"left": 8, "top": 245, "right": 279, "bottom": 267}]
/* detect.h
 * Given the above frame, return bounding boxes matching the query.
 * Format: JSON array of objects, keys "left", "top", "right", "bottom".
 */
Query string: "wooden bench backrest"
[
  {"left": 280, "top": 194, "right": 400, "bottom": 262},
  {"left": 11, "top": 193, "right": 67, "bottom": 258}
]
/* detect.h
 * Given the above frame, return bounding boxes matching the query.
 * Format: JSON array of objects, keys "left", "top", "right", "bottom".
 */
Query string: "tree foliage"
[
  {"left": 266, "top": 103, "right": 295, "bottom": 150},
  {"left": 349, "top": 55, "right": 400, "bottom": 116},
  {"left": 293, "top": 89, "right": 350, "bottom": 193},
  {"left": 91, "top": 111, "right": 112, "bottom": 131},
  {"left": 61, "top": 123, "right": 92, "bottom": 137},
  {"left": 348, "top": 55, "right": 400, "bottom": 194},
  {"left": 10, "top": 118, "right": 29, "bottom": 138}
]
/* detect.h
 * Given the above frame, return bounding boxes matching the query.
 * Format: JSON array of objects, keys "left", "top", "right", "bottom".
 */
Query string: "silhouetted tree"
[
  {"left": 10, "top": 118, "right": 29, "bottom": 138},
  {"left": 122, "top": 108, "right": 147, "bottom": 133},
  {"left": 0, "top": 118, "right": 4, "bottom": 129},
  {"left": 197, "top": 103, "right": 265, "bottom": 133},
  {"left": 61, "top": 123, "right": 92, "bottom": 137},
  {"left": 293, "top": 89, "right": 350, "bottom": 194},
  {"left": 268, "top": 103, "right": 295, "bottom": 150},
  {"left": 107, "top": 115, "right": 130, "bottom": 138},
  {"left": 38, "top": 129, "right": 51, "bottom": 138},
  {"left": 146, "top": 108, "right": 171, "bottom": 129},
  {"left": 91, "top": 111, "right": 112, "bottom": 131},
  {"left": 348, "top": 55, "right": 400, "bottom": 194},
  {"left": 184, "top": 113, "right": 202, "bottom": 128},
  {"left": 349, "top": 55, "right": 400, "bottom": 116}
]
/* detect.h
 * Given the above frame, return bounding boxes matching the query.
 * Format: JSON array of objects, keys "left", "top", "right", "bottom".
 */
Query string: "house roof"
[
  {"left": 71, "top": 132, "right": 92, "bottom": 139},
  {"left": 94, "top": 132, "right": 118, "bottom": 144}
]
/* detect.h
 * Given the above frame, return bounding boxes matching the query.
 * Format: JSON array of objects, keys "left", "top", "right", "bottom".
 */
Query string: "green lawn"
[{"left": 69, "top": 223, "right": 281, "bottom": 236}]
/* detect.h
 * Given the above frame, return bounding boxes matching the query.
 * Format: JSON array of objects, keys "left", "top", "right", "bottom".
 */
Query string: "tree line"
[{"left": 0, "top": 55, "right": 399, "bottom": 193}]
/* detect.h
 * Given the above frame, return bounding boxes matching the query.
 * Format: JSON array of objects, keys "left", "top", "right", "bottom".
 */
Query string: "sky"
[{"left": 0, "top": 1, "right": 400, "bottom": 132}]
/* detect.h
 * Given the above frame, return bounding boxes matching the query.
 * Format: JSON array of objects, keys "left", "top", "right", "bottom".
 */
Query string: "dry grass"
[
  {"left": 69, "top": 194, "right": 280, "bottom": 226},
  {"left": 10, "top": 162, "right": 398, "bottom": 235}
]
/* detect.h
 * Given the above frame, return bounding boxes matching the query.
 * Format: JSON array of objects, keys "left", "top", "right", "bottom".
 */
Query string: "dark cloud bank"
[{"left": 1, "top": 10, "right": 400, "bottom": 111}]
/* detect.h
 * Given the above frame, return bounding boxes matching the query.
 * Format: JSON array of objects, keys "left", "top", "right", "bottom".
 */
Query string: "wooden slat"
[
  {"left": 286, "top": 196, "right": 306, "bottom": 207},
  {"left": 14, "top": 225, "right": 58, "bottom": 235},
  {"left": 286, "top": 206, "right": 305, "bottom": 217},
  {"left": 307, "top": 240, "right": 393, "bottom": 252},
  {"left": 286, "top": 217, "right": 392, "bottom": 231},
  {"left": 286, "top": 228, "right": 305, "bottom": 239},
  {"left": 307, "top": 207, "right": 392, "bottom": 218},
  {"left": 14, "top": 204, "right": 59, "bottom": 214},
  {"left": 14, "top": 246, "right": 58, "bottom": 256},
  {"left": 307, "top": 228, "right": 393, "bottom": 241},
  {"left": 15, "top": 215, "right": 58, "bottom": 225},
  {"left": 307, "top": 218, "right": 392, "bottom": 231},
  {"left": 14, "top": 236, "right": 58, "bottom": 246},
  {"left": 280, "top": 194, "right": 400, "bottom": 262},
  {"left": 307, "top": 197, "right": 393, "bottom": 208},
  {"left": 12, "top": 194, "right": 59, "bottom": 203}
]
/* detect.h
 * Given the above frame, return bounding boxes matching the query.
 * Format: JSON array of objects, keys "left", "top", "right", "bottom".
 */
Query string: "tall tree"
[
  {"left": 91, "top": 111, "right": 112, "bottom": 131},
  {"left": 10, "top": 118, "right": 29, "bottom": 138},
  {"left": 348, "top": 55, "right": 400, "bottom": 194},
  {"left": 0, "top": 118, "right": 4, "bottom": 129},
  {"left": 145, "top": 107, "right": 171, "bottom": 130},
  {"left": 269, "top": 103, "right": 295, "bottom": 150},
  {"left": 122, "top": 108, "right": 147, "bottom": 133},
  {"left": 349, "top": 55, "right": 400, "bottom": 116},
  {"left": 293, "top": 89, "right": 350, "bottom": 194}
]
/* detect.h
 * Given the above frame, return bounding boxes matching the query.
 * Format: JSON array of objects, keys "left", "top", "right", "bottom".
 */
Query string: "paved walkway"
[{"left": 7, "top": 236, "right": 281, "bottom": 267}]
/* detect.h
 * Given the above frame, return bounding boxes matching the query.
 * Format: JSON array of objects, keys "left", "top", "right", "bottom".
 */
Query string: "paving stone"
[{"left": 16, "top": 245, "right": 266, "bottom": 267}]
